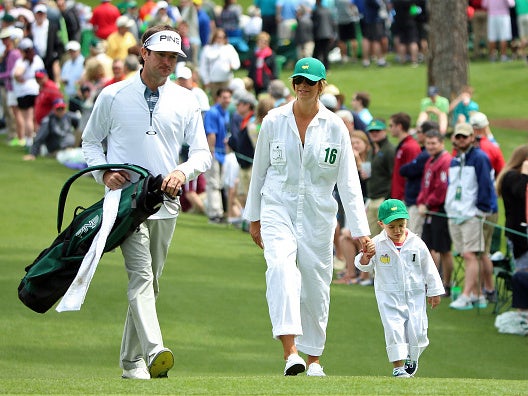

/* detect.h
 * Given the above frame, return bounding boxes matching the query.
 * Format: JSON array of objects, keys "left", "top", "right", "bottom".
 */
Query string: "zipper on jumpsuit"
[
  {"left": 396, "top": 238, "right": 410, "bottom": 300},
  {"left": 288, "top": 114, "right": 306, "bottom": 238}
]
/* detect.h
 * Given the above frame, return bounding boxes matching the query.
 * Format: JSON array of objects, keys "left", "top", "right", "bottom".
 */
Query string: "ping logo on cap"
[
  {"left": 142, "top": 30, "right": 186, "bottom": 56},
  {"left": 158, "top": 34, "right": 180, "bottom": 45}
]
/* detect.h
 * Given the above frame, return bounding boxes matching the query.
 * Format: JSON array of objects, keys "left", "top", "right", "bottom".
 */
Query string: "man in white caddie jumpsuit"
[{"left": 244, "top": 57, "right": 371, "bottom": 376}]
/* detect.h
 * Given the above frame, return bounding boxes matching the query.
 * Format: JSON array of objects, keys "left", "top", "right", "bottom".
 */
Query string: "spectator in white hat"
[
  {"left": 174, "top": 64, "right": 210, "bottom": 115},
  {"left": 30, "top": 3, "right": 65, "bottom": 84},
  {"left": 147, "top": 0, "right": 175, "bottom": 28},
  {"left": 470, "top": 111, "right": 498, "bottom": 146},
  {"left": 60, "top": 40, "right": 84, "bottom": 102},
  {"left": 13, "top": 37, "right": 44, "bottom": 149}
]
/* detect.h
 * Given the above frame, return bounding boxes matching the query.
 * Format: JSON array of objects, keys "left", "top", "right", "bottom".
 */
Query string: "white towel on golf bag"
[{"left": 56, "top": 189, "right": 121, "bottom": 312}]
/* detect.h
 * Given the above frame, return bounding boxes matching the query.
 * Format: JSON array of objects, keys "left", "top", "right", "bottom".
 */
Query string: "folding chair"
[
  {"left": 491, "top": 251, "right": 515, "bottom": 315},
  {"left": 451, "top": 252, "right": 465, "bottom": 289}
]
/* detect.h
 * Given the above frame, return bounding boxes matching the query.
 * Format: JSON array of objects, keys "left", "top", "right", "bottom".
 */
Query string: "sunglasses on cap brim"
[{"left": 292, "top": 76, "right": 318, "bottom": 86}]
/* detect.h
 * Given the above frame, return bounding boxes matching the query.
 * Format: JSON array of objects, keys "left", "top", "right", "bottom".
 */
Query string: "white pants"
[
  {"left": 377, "top": 290, "right": 429, "bottom": 363},
  {"left": 261, "top": 202, "right": 334, "bottom": 357},
  {"left": 119, "top": 218, "right": 176, "bottom": 370}
]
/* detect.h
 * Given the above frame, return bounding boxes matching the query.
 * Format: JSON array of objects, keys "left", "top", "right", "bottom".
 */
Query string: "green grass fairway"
[
  {"left": 1, "top": 54, "right": 528, "bottom": 394},
  {"left": 1, "top": 143, "right": 527, "bottom": 395}
]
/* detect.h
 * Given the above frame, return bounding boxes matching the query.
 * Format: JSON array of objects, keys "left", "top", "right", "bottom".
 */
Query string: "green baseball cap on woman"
[
  {"left": 290, "top": 57, "right": 326, "bottom": 82},
  {"left": 378, "top": 199, "right": 409, "bottom": 224}
]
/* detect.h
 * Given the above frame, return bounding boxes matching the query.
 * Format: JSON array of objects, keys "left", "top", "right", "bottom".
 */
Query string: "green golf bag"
[{"left": 18, "top": 164, "right": 165, "bottom": 313}]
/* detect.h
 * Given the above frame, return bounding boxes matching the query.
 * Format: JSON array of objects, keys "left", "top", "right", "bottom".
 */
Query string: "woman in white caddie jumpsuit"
[{"left": 244, "top": 57, "right": 371, "bottom": 376}]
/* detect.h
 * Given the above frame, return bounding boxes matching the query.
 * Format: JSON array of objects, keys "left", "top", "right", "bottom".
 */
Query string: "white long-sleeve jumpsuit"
[
  {"left": 355, "top": 230, "right": 445, "bottom": 363},
  {"left": 244, "top": 101, "right": 370, "bottom": 357}
]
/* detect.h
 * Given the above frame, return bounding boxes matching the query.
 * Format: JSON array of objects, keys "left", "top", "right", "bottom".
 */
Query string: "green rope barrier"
[{"left": 424, "top": 210, "right": 528, "bottom": 239}]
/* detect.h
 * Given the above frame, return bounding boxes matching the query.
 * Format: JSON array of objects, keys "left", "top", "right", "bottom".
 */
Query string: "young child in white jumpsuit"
[{"left": 355, "top": 199, "right": 444, "bottom": 377}]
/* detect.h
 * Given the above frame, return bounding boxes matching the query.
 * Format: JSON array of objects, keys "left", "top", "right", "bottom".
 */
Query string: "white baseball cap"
[
  {"left": 0, "top": 26, "right": 21, "bottom": 40},
  {"left": 33, "top": 4, "right": 47, "bottom": 13},
  {"left": 65, "top": 40, "right": 81, "bottom": 51},
  {"left": 176, "top": 66, "right": 192, "bottom": 80},
  {"left": 18, "top": 37, "right": 33, "bottom": 51},
  {"left": 320, "top": 93, "right": 337, "bottom": 110},
  {"left": 116, "top": 15, "right": 134, "bottom": 28},
  {"left": 143, "top": 30, "right": 186, "bottom": 57},
  {"left": 470, "top": 112, "right": 489, "bottom": 129}
]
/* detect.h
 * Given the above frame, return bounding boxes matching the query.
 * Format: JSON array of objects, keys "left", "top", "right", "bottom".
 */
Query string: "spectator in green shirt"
[{"left": 416, "top": 86, "right": 449, "bottom": 135}]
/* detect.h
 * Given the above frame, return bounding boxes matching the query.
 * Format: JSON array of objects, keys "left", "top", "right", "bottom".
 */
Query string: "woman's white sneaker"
[{"left": 284, "top": 353, "right": 306, "bottom": 376}]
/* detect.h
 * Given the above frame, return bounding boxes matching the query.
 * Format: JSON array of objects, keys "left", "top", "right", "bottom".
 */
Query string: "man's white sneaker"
[
  {"left": 284, "top": 353, "right": 306, "bottom": 376},
  {"left": 148, "top": 348, "right": 174, "bottom": 378},
  {"left": 122, "top": 367, "right": 150, "bottom": 380},
  {"left": 449, "top": 294, "right": 474, "bottom": 310},
  {"left": 306, "top": 362, "right": 326, "bottom": 376}
]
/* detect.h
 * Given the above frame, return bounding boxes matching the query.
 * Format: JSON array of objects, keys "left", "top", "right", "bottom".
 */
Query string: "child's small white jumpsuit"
[
  {"left": 245, "top": 101, "right": 370, "bottom": 357},
  {"left": 355, "top": 230, "right": 444, "bottom": 363}
]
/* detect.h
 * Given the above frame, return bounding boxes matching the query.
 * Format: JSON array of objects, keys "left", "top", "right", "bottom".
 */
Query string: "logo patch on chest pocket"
[{"left": 270, "top": 141, "right": 286, "bottom": 165}]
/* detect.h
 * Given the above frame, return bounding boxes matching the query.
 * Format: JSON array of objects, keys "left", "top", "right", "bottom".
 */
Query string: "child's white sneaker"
[
  {"left": 392, "top": 367, "right": 411, "bottom": 378},
  {"left": 306, "top": 362, "right": 326, "bottom": 376}
]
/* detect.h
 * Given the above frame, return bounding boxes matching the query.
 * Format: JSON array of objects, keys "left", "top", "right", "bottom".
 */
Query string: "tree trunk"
[{"left": 427, "top": 0, "right": 468, "bottom": 100}]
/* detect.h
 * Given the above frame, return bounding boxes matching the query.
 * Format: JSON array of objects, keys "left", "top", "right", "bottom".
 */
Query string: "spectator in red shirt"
[
  {"left": 388, "top": 112, "right": 422, "bottom": 201},
  {"left": 34, "top": 68, "right": 63, "bottom": 130},
  {"left": 90, "top": 0, "right": 121, "bottom": 40},
  {"left": 417, "top": 130, "right": 454, "bottom": 295}
]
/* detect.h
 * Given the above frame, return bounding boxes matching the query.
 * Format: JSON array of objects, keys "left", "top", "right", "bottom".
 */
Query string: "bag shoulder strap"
[{"left": 57, "top": 163, "right": 151, "bottom": 233}]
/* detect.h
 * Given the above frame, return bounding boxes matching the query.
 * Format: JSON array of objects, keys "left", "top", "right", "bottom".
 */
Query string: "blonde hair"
[
  {"left": 496, "top": 144, "right": 528, "bottom": 196},
  {"left": 256, "top": 31, "right": 270, "bottom": 45},
  {"left": 350, "top": 130, "right": 371, "bottom": 161}
]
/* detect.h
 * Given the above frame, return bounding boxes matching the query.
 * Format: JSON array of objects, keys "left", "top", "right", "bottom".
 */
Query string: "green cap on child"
[{"left": 378, "top": 199, "right": 409, "bottom": 224}]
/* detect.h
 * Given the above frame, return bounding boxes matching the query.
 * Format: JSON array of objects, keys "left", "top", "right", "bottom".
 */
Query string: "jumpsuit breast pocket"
[
  {"left": 270, "top": 141, "right": 286, "bottom": 166},
  {"left": 318, "top": 142, "right": 341, "bottom": 168},
  {"left": 405, "top": 250, "right": 421, "bottom": 266},
  {"left": 405, "top": 249, "right": 423, "bottom": 285}
]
